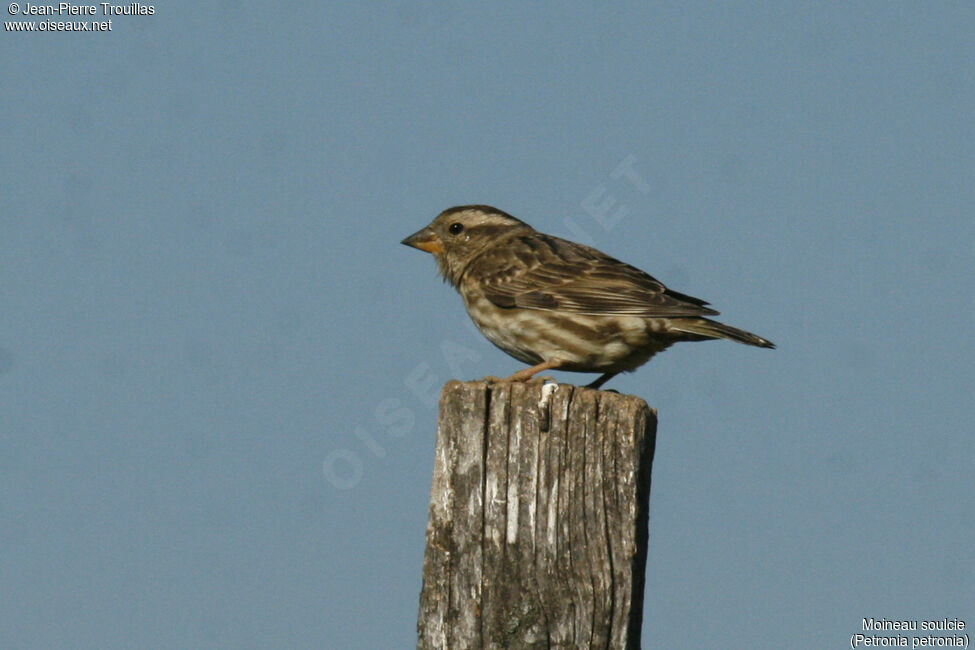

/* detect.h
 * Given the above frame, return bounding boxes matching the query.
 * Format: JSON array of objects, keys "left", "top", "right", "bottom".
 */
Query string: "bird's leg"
[
  {"left": 500, "top": 359, "right": 563, "bottom": 383},
  {"left": 481, "top": 374, "right": 554, "bottom": 385},
  {"left": 586, "top": 372, "right": 619, "bottom": 390}
]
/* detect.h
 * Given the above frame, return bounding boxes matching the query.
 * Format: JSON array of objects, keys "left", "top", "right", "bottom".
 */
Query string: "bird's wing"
[{"left": 470, "top": 233, "right": 720, "bottom": 318}]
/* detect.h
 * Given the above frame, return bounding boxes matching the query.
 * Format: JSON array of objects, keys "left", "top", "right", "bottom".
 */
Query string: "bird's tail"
[{"left": 670, "top": 318, "right": 775, "bottom": 349}]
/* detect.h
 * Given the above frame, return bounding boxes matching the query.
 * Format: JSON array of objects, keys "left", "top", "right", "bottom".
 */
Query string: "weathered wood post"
[{"left": 417, "top": 380, "right": 657, "bottom": 649}]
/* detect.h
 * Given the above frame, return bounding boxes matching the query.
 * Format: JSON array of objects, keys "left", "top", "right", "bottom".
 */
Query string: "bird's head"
[{"left": 401, "top": 205, "right": 531, "bottom": 285}]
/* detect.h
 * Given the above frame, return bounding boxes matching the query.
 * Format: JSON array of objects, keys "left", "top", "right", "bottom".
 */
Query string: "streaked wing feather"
[{"left": 473, "top": 233, "right": 719, "bottom": 318}]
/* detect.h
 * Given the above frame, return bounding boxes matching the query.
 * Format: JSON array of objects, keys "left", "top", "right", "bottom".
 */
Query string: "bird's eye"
[{"left": 448, "top": 223, "right": 464, "bottom": 236}]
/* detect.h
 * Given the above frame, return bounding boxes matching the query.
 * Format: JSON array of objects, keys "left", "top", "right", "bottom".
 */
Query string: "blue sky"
[{"left": 2, "top": 3, "right": 973, "bottom": 648}]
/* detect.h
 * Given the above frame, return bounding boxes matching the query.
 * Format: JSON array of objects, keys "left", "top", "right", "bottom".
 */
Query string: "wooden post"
[{"left": 417, "top": 380, "right": 657, "bottom": 649}]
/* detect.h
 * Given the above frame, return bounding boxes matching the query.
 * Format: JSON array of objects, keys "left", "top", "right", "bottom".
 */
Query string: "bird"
[{"left": 401, "top": 205, "right": 774, "bottom": 389}]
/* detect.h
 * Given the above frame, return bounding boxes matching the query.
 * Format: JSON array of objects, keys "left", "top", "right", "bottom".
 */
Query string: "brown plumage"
[{"left": 402, "top": 205, "right": 774, "bottom": 389}]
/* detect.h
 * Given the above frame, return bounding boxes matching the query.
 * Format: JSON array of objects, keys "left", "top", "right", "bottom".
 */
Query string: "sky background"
[{"left": 2, "top": 3, "right": 973, "bottom": 648}]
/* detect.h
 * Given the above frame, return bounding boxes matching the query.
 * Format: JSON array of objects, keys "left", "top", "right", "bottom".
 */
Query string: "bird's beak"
[{"left": 401, "top": 227, "right": 444, "bottom": 254}]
